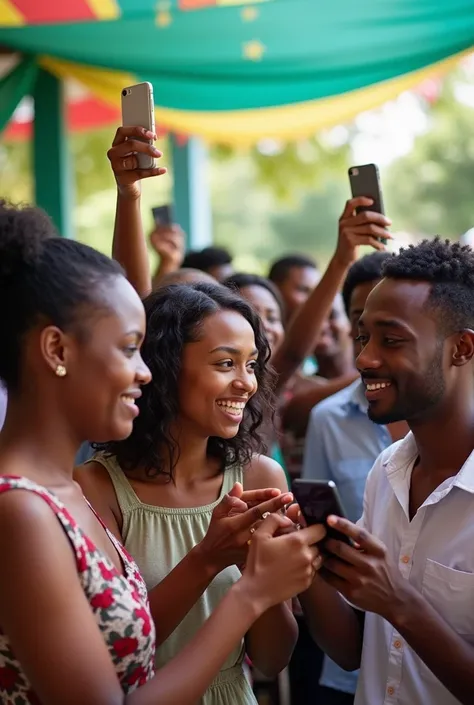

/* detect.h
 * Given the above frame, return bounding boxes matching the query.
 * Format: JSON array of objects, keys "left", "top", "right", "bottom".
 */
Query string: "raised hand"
[
  {"left": 196, "top": 483, "right": 293, "bottom": 575},
  {"left": 107, "top": 125, "right": 167, "bottom": 200},
  {"left": 335, "top": 197, "right": 393, "bottom": 268},
  {"left": 150, "top": 224, "right": 185, "bottom": 273},
  {"left": 240, "top": 513, "right": 327, "bottom": 611}
]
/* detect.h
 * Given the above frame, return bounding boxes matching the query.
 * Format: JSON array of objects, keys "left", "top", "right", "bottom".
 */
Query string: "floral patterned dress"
[{"left": 0, "top": 475, "right": 156, "bottom": 704}]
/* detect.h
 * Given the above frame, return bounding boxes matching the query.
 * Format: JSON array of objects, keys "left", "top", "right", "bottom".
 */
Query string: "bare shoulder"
[
  {"left": 243, "top": 454, "right": 289, "bottom": 493},
  {"left": 0, "top": 485, "right": 60, "bottom": 525},
  {"left": 74, "top": 461, "right": 122, "bottom": 536},
  {"left": 0, "top": 487, "right": 125, "bottom": 705},
  {"left": 0, "top": 488, "right": 76, "bottom": 574}
]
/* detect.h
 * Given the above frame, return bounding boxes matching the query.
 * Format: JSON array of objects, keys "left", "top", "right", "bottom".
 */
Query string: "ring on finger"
[
  {"left": 247, "top": 526, "right": 256, "bottom": 546},
  {"left": 262, "top": 512, "right": 270, "bottom": 520}
]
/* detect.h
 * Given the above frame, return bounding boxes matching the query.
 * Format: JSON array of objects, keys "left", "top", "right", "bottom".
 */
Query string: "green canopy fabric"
[
  {"left": 0, "top": 1, "right": 473, "bottom": 143},
  {"left": 0, "top": 56, "right": 38, "bottom": 133},
  {"left": 1, "top": 0, "right": 473, "bottom": 111}
]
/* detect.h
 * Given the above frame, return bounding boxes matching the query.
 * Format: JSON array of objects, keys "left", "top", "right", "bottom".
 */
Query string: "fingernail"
[
  {"left": 152, "top": 147, "right": 161, "bottom": 156},
  {"left": 297, "top": 510, "right": 302, "bottom": 518},
  {"left": 282, "top": 493, "right": 293, "bottom": 503},
  {"left": 145, "top": 129, "right": 155, "bottom": 138},
  {"left": 327, "top": 515, "right": 337, "bottom": 526}
]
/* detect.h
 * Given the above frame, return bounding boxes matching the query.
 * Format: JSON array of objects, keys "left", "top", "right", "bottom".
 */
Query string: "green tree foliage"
[
  {"left": 385, "top": 85, "right": 474, "bottom": 239},
  {"left": 214, "top": 135, "right": 351, "bottom": 202},
  {"left": 0, "top": 139, "right": 32, "bottom": 203},
  {"left": 270, "top": 180, "right": 348, "bottom": 264},
  {"left": 211, "top": 136, "right": 351, "bottom": 268}
]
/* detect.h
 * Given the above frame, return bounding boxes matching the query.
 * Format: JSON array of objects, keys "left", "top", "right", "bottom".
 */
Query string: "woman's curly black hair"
[{"left": 96, "top": 282, "right": 275, "bottom": 479}]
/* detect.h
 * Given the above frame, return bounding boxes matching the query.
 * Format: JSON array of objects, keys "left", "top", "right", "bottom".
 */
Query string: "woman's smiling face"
[{"left": 176, "top": 309, "right": 259, "bottom": 439}]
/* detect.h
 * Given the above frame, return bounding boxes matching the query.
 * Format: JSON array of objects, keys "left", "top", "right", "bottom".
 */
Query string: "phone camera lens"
[{"left": 122, "top": 89, "right": 127, "bottom": 97}]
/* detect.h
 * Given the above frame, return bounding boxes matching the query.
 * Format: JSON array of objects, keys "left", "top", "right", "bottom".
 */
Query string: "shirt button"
[
  {"left": 394, "top": 639, "right": 402, "bottom": 649},
  {"left": 387, "top": 686, "right": 395, "bottom": 696},
  {"left": 401, "top": 555, "right": 410, "bottom": 564}
]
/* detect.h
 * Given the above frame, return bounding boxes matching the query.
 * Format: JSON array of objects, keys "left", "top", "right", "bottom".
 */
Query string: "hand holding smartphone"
[
  {"left": 348, "top": 163, "right": 387, "bottom": 245},
  {"left": 152, "top": 205, "right": 172, "bottom": 226},
  {"left": 292, "top": 479, "right": 352, "bottom": 546}
]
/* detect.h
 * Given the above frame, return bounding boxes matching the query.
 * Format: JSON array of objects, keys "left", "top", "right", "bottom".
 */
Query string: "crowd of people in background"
[{"left": 0, "top": 125, "right": 473, "bottom": 705}]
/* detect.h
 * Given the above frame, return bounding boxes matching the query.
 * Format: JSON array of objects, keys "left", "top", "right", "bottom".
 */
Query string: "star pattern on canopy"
[
  {"left": 243, "top": 39, "right": 265, "bottom": 61},
  {"left": 0, "top": 0, "right": 472, "bottom": 145}
]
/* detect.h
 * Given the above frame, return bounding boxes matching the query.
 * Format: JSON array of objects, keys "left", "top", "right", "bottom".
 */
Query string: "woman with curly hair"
[{"left": 77, "top": 280, "right": 301, "bottom": 705}]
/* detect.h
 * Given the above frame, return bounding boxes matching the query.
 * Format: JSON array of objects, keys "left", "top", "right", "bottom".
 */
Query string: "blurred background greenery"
[{"left": 1, "top": 65, "right": 473, "bottom": 273}]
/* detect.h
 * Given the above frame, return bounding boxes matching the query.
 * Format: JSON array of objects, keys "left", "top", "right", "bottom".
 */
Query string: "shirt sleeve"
[{"left": 301, "top": 408, "right": 331, "bottom": 482}]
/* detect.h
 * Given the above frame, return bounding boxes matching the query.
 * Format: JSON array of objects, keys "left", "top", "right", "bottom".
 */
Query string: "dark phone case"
[
  {"left": 348, "top": 164, "right": 387, "bottom": 244},
  {"left": 152, "top": 205, "right": 172, "bottom": 225},
  {"left": 292, "top": 480, "right": 352, "bottom": 545}
]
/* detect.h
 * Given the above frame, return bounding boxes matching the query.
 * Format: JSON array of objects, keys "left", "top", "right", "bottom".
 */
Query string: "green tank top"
[{"left": 90, "top": 454, "right": 256, "bottom": 705}]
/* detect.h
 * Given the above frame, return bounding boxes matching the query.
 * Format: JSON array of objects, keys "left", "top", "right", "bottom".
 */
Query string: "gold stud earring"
[{"left": 55, "top": 364, "right": 67, "bottom": 378}]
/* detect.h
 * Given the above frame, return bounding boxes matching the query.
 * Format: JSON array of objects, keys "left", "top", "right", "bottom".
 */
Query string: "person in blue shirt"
[{"left": 302, "top": 251, "right": 408, "bottom": 705}]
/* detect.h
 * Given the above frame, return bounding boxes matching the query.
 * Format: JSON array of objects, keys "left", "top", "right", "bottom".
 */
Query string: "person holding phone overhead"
[
  {"left": 149, "top": 214, "right": 186, "bottom": 288},
  {"left": 0, "top": 199, "right": 325, "bottom": 705}
]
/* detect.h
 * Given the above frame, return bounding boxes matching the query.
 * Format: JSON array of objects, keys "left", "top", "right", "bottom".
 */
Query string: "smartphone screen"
[{"left": 292, "top": 479, "right": 352, "bottom": 545}]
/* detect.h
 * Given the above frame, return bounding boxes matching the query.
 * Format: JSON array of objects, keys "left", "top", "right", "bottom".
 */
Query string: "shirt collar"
[
  {"left": 342, "top": 379, "right": 369, "bottom": 415},
  {"left": 383, "top": 431, "right": 474, "bottom": 495},
  {"left": 453, "top": 450, "right": 474, "bottom": 493}
]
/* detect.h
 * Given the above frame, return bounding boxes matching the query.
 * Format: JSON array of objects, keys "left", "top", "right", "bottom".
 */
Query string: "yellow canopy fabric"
[{"left": 42, "top": 51, "right": 468, "bottom": 145}]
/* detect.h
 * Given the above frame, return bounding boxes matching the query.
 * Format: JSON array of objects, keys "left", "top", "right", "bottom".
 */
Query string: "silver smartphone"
[
  {"left": 348, "top": 163, "right": 387, "bottom": 244},
  {"left": 121, "top": 82, "right": 155, "bottom": 169}
]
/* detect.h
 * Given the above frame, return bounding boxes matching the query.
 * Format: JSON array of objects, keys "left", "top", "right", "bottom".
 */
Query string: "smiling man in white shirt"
[{"left": 300, "top": 237, "right": 474, "bottom": 705}]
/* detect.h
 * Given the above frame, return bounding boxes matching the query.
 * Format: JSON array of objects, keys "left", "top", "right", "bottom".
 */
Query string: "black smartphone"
[
  {"left": 348, "top": 163, "right": 387, "bottom": 245},
  {"left": 292, "top": 479, "right": 352, "bottom": 545},
  {"left": 152, "top": 205, "right": 172, "bottom": 226}
]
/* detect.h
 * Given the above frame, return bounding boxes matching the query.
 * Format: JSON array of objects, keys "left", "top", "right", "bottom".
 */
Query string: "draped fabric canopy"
[{"left": 0, "top": 0, "right": 473, "bottom": 144}]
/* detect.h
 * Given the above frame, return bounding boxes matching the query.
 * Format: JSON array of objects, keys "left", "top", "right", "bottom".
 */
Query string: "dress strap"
[
  {"left": 88, "top": 453, "right": 142, "bottom": 514},
  {"left": 221, "top": 464, "right": 244, "bottom": 494}
]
